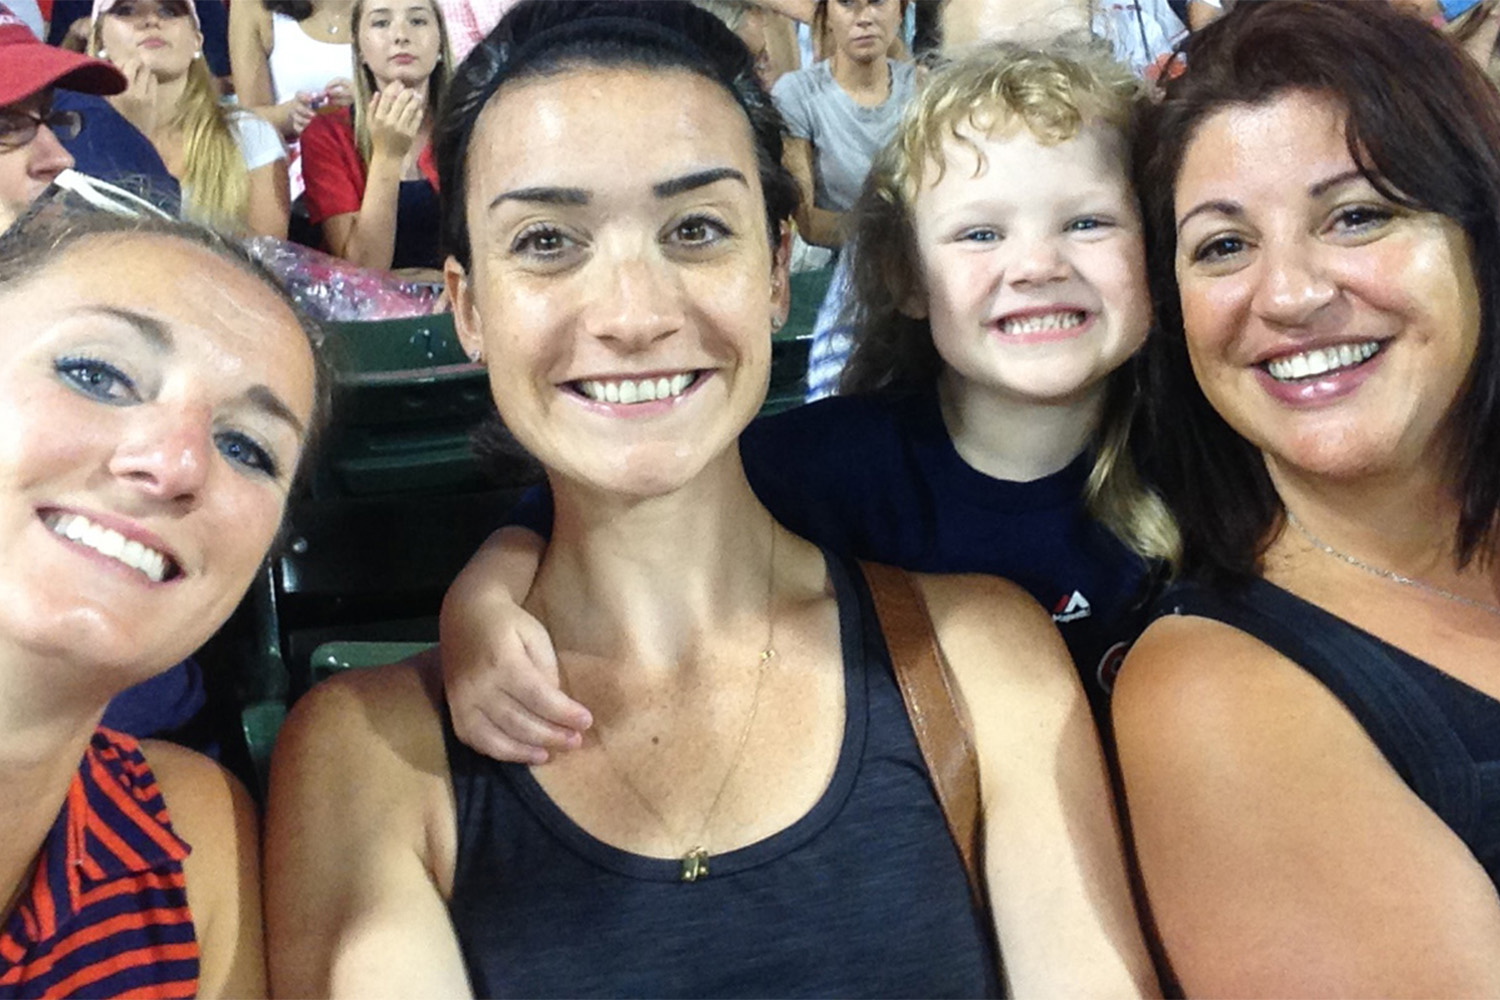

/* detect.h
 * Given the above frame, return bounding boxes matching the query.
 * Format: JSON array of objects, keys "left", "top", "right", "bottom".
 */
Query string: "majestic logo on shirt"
[{"left": 1051, "top": 590, "right": 1093, "bottom": 623}]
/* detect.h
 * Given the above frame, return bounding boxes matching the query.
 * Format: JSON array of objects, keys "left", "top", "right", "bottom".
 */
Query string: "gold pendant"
[{"left": 680, "top": 846, "right": 709, "bottom": 882}]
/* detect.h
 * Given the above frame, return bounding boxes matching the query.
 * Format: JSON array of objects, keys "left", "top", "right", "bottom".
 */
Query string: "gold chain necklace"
[
  {"left": 561, "top": 518, "right": 779, "bottom": 883},
  {"left": 1286, "top": 508, "right": 1500, "bottom": 619}
]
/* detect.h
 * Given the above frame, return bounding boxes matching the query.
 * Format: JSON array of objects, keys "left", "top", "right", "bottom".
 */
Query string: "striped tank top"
[{"left": 0, "top": 729, "right": 198, "bottom": 999}]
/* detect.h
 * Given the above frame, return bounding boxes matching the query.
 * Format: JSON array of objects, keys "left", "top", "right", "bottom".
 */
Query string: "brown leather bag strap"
[{"left": 859, "top": 561, "right": 985, "bottom": 910}]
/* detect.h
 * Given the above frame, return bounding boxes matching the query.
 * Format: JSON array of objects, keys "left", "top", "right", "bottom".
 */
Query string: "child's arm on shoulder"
[
  {"left": 140, "top": 741, "right": 265, "bottom": 999},
  {"left": 440, "top": 526, "right": 592, "bottom": 764},
  {"left": 917, "top": 574, "right": 1158, "bottom": 998}
]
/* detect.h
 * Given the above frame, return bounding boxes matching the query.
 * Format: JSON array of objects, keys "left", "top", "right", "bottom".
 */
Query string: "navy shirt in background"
[{"left": 53, "top": 90, "right": 181, "bottom": 211}]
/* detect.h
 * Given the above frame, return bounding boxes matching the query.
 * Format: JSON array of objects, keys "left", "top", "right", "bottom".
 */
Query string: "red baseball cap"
[{"left": 0, "top": 3, "right": 126, "bottom": 108}]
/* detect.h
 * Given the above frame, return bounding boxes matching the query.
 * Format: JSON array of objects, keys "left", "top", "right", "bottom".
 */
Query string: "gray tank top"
[{"left": 442, "top": 551, "right": 1001, "bottom": 998}]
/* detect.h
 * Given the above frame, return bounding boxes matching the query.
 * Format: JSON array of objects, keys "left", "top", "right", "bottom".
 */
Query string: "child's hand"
[{"left": 439, "top": 526, "right": 591, "bottom": 765}]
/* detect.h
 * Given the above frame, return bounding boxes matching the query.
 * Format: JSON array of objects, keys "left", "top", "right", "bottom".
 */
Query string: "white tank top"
[{"left": 268, "top": 12, "right": 354, "bottom": 103}]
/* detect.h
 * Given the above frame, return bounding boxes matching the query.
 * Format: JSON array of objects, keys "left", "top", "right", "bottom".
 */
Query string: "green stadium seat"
[
  {"left": 315, "top": 314, "right": 497, "bottom": 498},
  {"left": 307, "top": 640, "right": 436, "bottom": 686}
]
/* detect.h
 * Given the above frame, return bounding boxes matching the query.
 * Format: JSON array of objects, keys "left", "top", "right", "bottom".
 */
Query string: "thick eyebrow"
[
  {"left": 487, "top": 168, "right": 749, "bottom": 213},
  {"left": 653, "top": 167, "right": 748, "bottom": 199},
  {"left": 489, "top": 186, "right": 589, "bottom": 211},
  {"left": 1177, "top": 169, "right": 1373, "bottom": 237}
]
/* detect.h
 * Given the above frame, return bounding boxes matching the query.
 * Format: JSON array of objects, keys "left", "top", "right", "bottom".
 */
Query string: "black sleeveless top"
[
  {"left": 1160, "top": 577, "right": 1500, "bottom": 888},
  {"left": 443, "top": 552, "right": 1001, "bottom": 998}
]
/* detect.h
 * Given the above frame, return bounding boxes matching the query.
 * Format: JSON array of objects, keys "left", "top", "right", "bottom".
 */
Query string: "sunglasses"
[{"left": 0, "top": 108, "right": 82, "bottom": 152}]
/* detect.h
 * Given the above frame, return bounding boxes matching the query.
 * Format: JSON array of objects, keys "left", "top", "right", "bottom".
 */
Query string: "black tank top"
[
  {"left": 443, "top": 552, "right": 1001, "bottom": 998},
  {"left": 1161, "top": 577, "right": 1500, "bottom": 888}
]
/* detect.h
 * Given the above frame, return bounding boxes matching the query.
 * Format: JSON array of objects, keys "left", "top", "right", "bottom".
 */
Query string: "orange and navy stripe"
[{"left": 0, "top": 729, "right": 198, "bottom": 999}]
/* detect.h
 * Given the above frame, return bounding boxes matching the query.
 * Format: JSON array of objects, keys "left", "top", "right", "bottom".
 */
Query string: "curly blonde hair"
[{"left": 840, "top": 35, "right": 1180, "bottom": 563}]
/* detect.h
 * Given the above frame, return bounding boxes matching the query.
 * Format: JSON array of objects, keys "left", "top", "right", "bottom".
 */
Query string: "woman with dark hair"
[
  {"left": 0, "top": 207, "right": 323, "bottom": 997},
  {"left": 263, "top": 3, "right": 1153, "bottom": 997},
  {"left": 1113, "top": 1, "right": 1500, "bottom": 993}
]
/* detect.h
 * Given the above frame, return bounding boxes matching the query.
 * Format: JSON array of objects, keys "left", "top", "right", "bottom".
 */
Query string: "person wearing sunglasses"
[{"left": 0, "top": 0, "right": 125, "bottom": 232}]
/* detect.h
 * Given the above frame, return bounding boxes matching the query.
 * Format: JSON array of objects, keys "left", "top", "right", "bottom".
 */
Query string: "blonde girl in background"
[
  {"left": 299, "top": 0, "right": 452, "bottom": 274},
  {"left": 91, "top": 0, "right": 289, "bottom": 237},
  {"left": 440, "top": 37, "right": 1178, "bottom": 764}
]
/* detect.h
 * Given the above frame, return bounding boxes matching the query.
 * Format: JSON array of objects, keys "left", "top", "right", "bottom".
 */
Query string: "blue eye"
[
  {"left": 56, "top": 357, "right": 139, "bottom": 404},
  {"left": 1068, "top": 216, "right": 1111, "bottom": 233},
  {"left": 957, "top": 227, "right": 1000, "bottom": 244},
  {"left": 216, "top": 431, "right": 278, "bottom": 478}
]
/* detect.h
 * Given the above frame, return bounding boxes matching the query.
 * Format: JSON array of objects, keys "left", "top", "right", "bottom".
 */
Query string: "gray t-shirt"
[{"left": 772, "top": 58, "right": 917, "bottom": 213}]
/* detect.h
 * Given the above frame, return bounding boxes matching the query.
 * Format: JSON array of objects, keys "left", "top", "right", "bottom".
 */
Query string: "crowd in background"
[{"left": 2, "top": 0, "right": 1500, "bottom": 997}]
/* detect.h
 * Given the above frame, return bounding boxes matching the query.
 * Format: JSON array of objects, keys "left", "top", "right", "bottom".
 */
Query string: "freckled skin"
[{"left": 451, "top": 66, "right": 784, "bottom": 501}]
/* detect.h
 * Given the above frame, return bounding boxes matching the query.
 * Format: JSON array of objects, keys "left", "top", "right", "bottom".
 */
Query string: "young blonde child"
[{"left": 443, "top": 35, "right": 1178, "bottom": 762}]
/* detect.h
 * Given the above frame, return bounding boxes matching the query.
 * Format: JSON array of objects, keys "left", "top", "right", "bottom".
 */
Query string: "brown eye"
[
  {"left": 1192, "top": 235, "right": 1245, "bottom": 263},
  {"left": 670, "top": 215, "right": 730, "bottom": 247}
]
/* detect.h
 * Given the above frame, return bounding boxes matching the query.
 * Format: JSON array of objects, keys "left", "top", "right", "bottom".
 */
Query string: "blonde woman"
[
  {"left": 91, "top": 0, "right": 288, "bottom": 237},
  {"left": 298, "top": 0, "right": 452, "bottom": 274}
]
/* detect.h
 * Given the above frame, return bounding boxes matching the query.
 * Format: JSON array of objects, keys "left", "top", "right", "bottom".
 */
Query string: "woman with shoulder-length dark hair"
[
  {"left": 263, "top": 3, "right": 1155, "bottom": 997},
  {"left": 1113, "top": 1, "right": 1500, "bottom": 994}
]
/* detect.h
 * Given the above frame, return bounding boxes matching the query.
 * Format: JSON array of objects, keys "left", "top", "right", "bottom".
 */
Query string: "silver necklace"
[{"left": 1285, "top": 508, "right": 1500, "bottom": 619}]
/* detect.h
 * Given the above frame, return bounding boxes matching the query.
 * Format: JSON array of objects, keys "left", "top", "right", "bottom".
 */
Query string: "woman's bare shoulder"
[
  {"left": 272, "top": 651, "right": 448, "bottom": 793},
  {"left": 1112, "top": 611, "right": 1322, "bottom": 740},
  {"left": 138, "top": 741, "right": 265, "bottom": 998},
  {"left": 911, "top": 571, "right": 1075, "bottom": 693}
]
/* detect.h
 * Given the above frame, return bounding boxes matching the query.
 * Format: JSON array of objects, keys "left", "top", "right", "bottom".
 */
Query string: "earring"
[
  {"left": 194, "top": 50, "right": 203, "bottom": 59},
  {"left": 771, "top": 315, "right": 784, "bottom": 332},
  {"left": 97, "top": 47, "right": 107, "bottom": 58}
]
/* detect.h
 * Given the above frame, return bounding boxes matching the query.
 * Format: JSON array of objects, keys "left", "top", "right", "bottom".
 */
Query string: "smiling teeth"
[
  {"left": 45, "top": 513, "right": 171, "bottom": 583},
  {"left": 1265, "top": 341, "right": 1380, "bottom": 382},
  {"left": 999, "top": 311, "right": 1086, "bottom": 335},
  {"left": 579, "top": 373, "right": 696, "bottom": 405}
]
